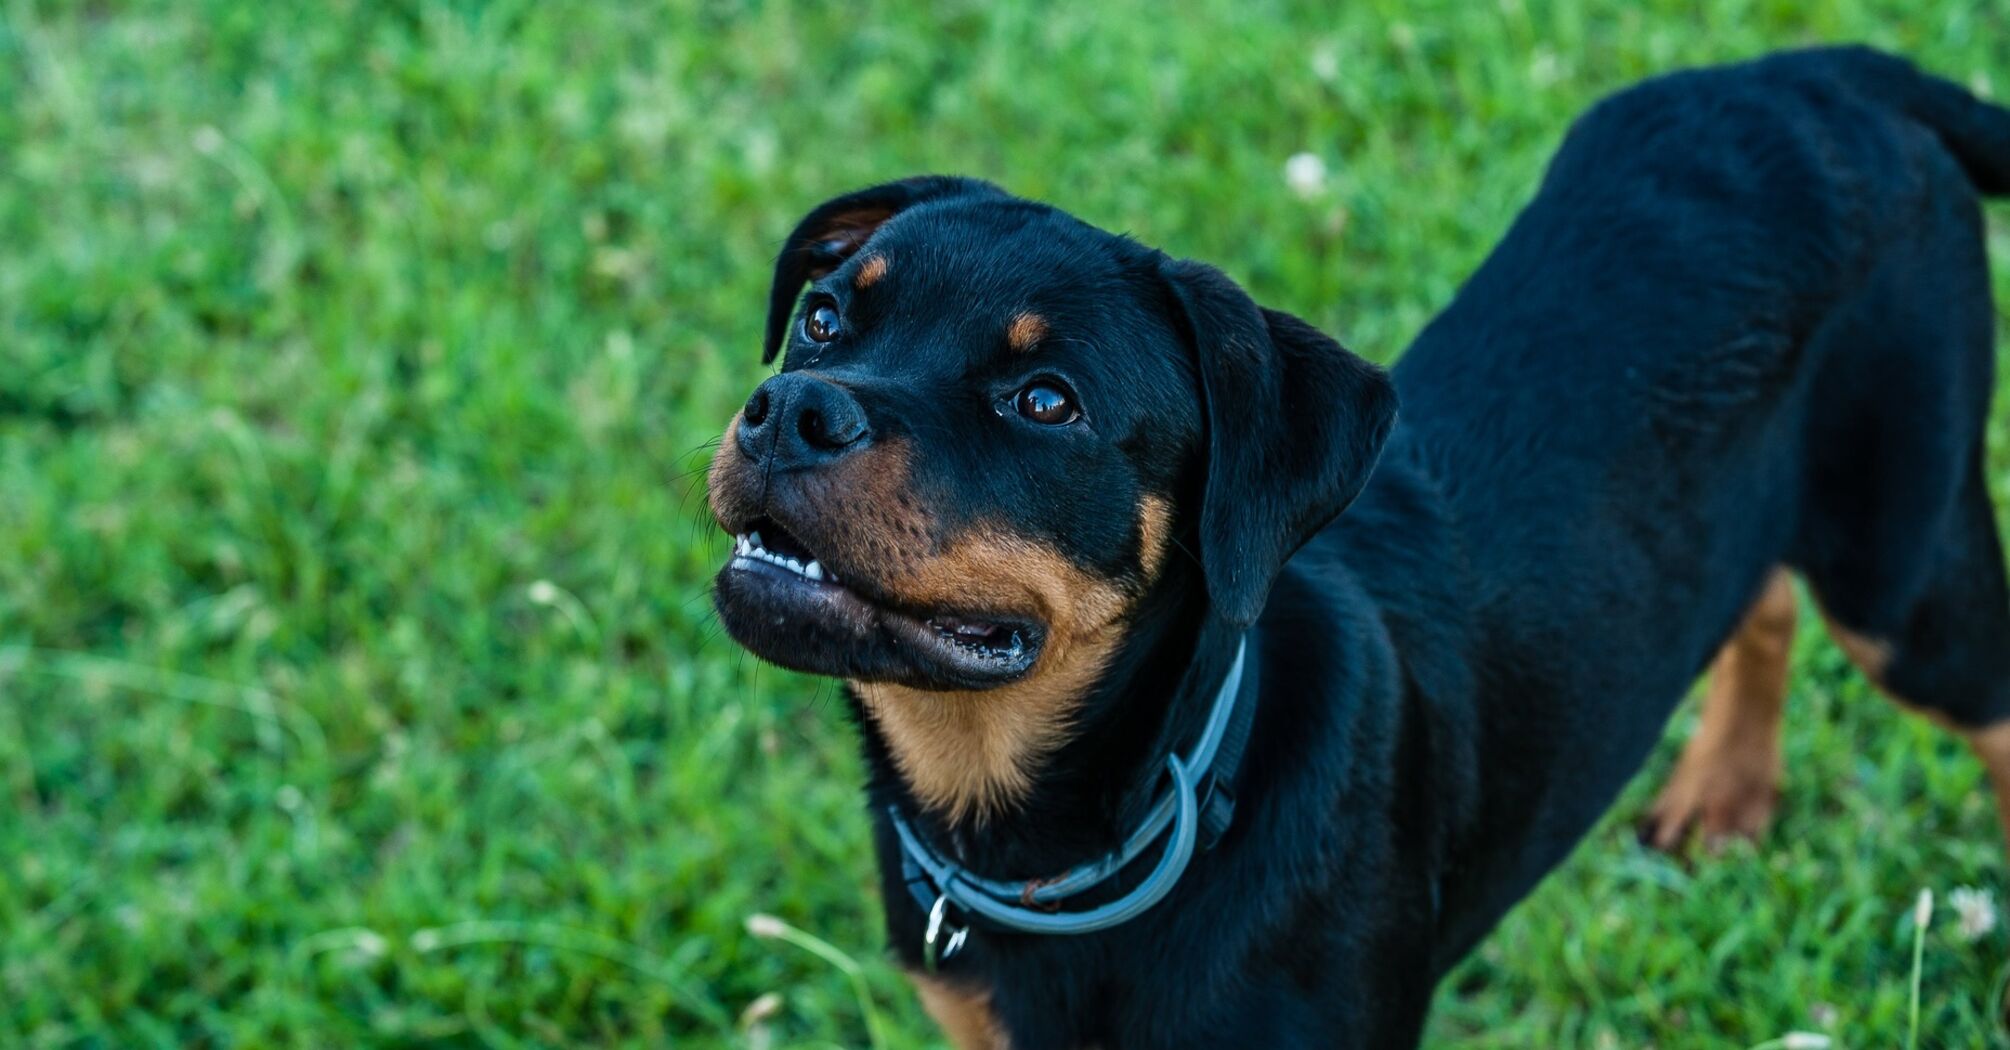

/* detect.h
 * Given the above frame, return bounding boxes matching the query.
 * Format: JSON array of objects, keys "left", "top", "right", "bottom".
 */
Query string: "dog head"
[{"left": 708, "top": 176, "right": 1395, "bottom": 817}]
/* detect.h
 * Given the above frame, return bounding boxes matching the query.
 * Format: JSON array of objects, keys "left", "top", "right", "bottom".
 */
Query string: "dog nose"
[{"left": 738, "top": 373, "right": 870, "bottom": 470}]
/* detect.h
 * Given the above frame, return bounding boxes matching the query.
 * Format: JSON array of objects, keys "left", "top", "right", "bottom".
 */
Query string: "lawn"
[{"left": 2, "top": 0, "right": 2007, "bottom": 1046}]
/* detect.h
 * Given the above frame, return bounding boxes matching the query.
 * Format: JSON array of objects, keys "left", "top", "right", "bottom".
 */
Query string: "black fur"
[
  {"left": 719, "top": 47, "right": 2010, "bottom": 1047},
  {"left": 1162, "top": 259, "right": 1400, "bottom": 626},
  {"left": 762, "top": 175, "right": 1007, "bottom": 363}
]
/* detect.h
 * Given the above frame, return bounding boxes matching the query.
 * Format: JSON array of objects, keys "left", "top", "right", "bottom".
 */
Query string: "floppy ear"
[
  {"left": 764, "top": 175, "right": 1003, "bottom": 363},
  {"left": 1159, "top": 258, "right": 1399, "bottom": 626}
]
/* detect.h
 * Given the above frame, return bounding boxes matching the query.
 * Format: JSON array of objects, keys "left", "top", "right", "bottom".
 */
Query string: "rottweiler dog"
[{"left": 708, "top": 47, "right": 2010, "bottom": 1047}]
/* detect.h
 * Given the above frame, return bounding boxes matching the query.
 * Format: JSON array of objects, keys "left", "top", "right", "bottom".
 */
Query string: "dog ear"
[
  {"left": 1159, "top": 258, "right": 1399, "bottom": 626},
  {"left": 764, "top": 176, "right": 1003, "bottom": 363}
]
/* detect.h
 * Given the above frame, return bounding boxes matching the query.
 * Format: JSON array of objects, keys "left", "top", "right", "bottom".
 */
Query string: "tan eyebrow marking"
[
  {"left": 1006, "top": 312, "right": 1048, "bottom": 352},
  {"left": 855, "top": 254, "right": 889, "bottom": 288}
]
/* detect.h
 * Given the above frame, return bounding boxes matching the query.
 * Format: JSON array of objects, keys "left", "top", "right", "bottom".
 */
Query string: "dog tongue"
[{"left": 931, "top": 615, "right": 1003, "bottom": 641}]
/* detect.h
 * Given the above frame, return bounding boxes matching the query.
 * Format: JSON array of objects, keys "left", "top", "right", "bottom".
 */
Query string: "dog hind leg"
[{"left": 1812, "top": 460, "right": 2010, "bottom": 858}]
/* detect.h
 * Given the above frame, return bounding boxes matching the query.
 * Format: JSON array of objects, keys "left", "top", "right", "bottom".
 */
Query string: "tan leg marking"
[
  {"left": 913, "top": 975, "right": 1011, "bottom": 1050},
  {"left": 1822, "top": 618, "right": 1894, "bottom": 692},
  {"left": 1965, "top": 722, "right": 2010, "bottom": 861},
  {"left": 1818, "top": 608, "right": 1966, "bottom": 729},
  {"left": 1818, "top": 606, "right": 2010, "bottom": 864},
  {"left": 1644, "top": 568, "right": 1799, "bottom": 851}
]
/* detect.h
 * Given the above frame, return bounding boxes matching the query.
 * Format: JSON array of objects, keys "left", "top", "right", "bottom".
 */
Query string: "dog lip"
[
  {"left": 714, "top": 542, "right": 1047, "bottom": 687},
  {"left": 722, "top": 514, "right": 1038, "bottom": 645},
  {"left": 721, "top": 556, "right": 1044, "bottom": 654}
]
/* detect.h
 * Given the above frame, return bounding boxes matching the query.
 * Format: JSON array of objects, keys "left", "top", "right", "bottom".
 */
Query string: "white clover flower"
[
  {"left": 1284, "top": 152, "right": 1328, "bottom": 199},
  {"left": 1310, "top": 45, "right": 1339, "bottom": 84},
  {"left": 1530, "top": 48, "right": 1563, "bottom": 87},
  {"left": 740, "top": 991, "right": 783, "bottom": 1025},
  {"left": 1950, "top": 886, "right": 1998, "bottom": 942}
]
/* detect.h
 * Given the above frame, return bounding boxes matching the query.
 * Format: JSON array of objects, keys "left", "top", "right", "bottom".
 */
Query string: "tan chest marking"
[
  {"left": 1136, "top": 494, "right": 1173, "bottom": 580},
  {"left": 913, "top": 974, "right": 1011, "bottom": 1050},
  {"left": 854, "top": 529, "right": 1128, "bottom": 822}
]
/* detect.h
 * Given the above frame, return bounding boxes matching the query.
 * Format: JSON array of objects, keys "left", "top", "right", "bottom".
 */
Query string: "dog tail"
[{"left": 1816, "top": 46, "right": 2010, "bottom": 196}]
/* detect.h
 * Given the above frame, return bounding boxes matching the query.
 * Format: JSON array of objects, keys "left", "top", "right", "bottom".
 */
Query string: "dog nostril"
[
  {"left": 798, "top": 407, "right": 827, "bottom": 446},
  {"left": 743, "top": 389, "right": 770, "bottom": 426}
]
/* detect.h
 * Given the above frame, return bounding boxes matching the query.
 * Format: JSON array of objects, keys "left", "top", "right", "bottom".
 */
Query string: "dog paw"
[{"left": 1638, "top": 760, "right": 1779, "bottom": 853}]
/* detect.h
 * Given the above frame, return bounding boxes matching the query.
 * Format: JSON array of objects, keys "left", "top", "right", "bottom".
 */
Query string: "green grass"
[{"left": 2, "top": 0, "right": 2007, "bottom": 1046}]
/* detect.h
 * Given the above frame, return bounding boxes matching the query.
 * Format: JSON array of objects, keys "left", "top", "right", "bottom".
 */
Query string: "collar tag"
[{"left": 923, "top": 894, "right": 969, "bottom": 972}]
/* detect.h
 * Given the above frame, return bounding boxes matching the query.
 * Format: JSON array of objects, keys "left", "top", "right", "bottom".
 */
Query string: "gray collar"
[{"left": 890, "top": 636, "right": 1256, "bottom": 969}]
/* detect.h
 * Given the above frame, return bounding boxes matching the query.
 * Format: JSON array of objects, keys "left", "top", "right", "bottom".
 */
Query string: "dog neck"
[{"left": 851, "top": 568, "right": 1241, "bottom": 880}]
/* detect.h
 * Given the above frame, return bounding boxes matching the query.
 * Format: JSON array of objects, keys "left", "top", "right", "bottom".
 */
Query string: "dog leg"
[
  {"left": 1643, "top": 567, "right": 1799, "bottom": 851},
  {"left": 1807, "top": 457, "right": 2010, "bottom": 866},
  {"left": 1824, "top": 615, "right": 2010, "bottom": 865},
  {"left": 1820, "top": 611, "right": 2010, "bottom": 864},
  {"left": 1965, "top": 722, "right": 2010, "bottom": 859}
]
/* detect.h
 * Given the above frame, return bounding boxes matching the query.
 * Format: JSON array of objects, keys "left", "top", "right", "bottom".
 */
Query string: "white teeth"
[{"left": 730, "top": 530, "right": 832, "bottom": 583}]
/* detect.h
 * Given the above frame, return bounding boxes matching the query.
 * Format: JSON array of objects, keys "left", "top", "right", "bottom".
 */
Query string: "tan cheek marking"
[
  {"left": 705, "top": 413, "right": 752, "bottom": 524},
  {"left": 913, "top": 975, "right": 1011, "bottom": 1050},
  {"left": 855, "top": 254, "right": 888, "bottom": 288},
  {"left": 1137, "top": 494, "right": 1174, "bottom": 580},
  {"left": 854, "top": 529, "right": 1130, "bottom": 823},
  {"left": 783, "top": 445, "right": 1129, "bottom": 822},
  {"left": 1006, "top": 312, "right": 1048, "bottom": 352},
  {"left": 787, "top": 440, "right": 928, "bottom": 571}
]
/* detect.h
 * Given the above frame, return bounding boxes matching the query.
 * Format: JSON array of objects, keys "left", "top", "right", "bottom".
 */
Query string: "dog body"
[
  {"left": 1373, "top": 47, "right": 2010, "bottom": 963},
  {"left": 711, "top": 48, "right": 2010, "bottom": 1047}
]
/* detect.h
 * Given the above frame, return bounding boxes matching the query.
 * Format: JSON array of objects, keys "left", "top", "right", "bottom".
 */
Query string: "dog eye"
[
  {"left": 1014, "top": 382, "right": 1078, "bottom": 426},
  {"left": 803, "top": 303, "right": 841, "bottom": 343}
]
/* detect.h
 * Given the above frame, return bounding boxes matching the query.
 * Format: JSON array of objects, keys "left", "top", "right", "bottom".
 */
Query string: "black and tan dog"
[{"left": 708, "top": 48, "right": 2010, "bottom": 1047}]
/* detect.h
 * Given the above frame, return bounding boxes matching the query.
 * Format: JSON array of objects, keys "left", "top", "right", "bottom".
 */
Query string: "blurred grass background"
[{"left": 2, "top": 0, "right": 2007, "bottom": 1046}]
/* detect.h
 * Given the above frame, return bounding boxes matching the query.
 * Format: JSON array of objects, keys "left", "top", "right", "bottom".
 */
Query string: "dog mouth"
[{"left": 714, "top": 516, "right": 1045, "bottom": 688}]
